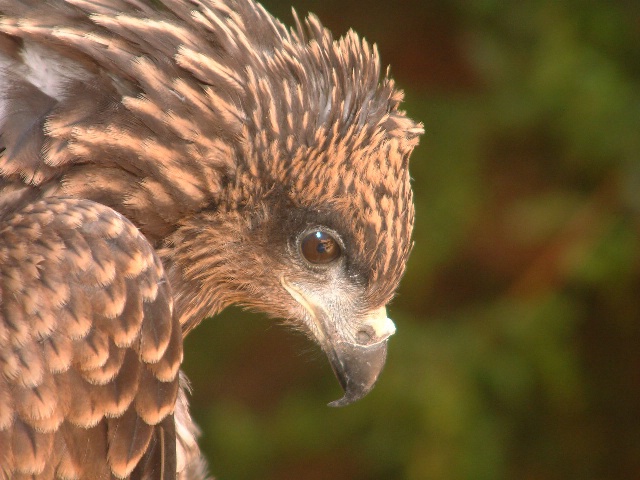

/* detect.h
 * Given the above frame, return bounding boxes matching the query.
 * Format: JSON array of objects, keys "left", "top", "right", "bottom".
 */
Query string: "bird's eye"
[{"left": 300, "top": 230, "right": 341, "bottom": 264}]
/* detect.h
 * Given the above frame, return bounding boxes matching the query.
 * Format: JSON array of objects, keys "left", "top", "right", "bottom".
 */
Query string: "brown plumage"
[{"left": 0, "top": 0, "right": 423, "bottom": 478}]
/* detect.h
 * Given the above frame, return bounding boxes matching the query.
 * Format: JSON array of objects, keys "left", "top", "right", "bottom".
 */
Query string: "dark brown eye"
[{"left": 300, "top": 230, "right": 341, "bottom": 264}]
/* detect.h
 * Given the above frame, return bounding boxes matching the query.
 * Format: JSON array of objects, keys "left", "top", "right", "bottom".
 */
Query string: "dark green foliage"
[{"left": 183, "top": 1, "right": 640, "bottom": 478}]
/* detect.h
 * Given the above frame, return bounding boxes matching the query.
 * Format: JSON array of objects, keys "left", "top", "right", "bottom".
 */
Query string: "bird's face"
[
  {"left": 279, "top": 228, "right": 398, "bottom": 407},
  {"left": 240, "top": 197, "right": 404, "bottom": 406}
]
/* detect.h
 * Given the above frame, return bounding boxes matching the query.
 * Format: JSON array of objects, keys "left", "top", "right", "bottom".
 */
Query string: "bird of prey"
[{"left": 0, "top": 0, "right": 423, "bottom": 478}]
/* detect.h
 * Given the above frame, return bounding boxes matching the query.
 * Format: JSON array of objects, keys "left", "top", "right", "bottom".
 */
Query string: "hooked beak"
[
  {"left": 324, "top": 335, "right": 389, "bottom": 407},
  {"left": 281, "top": 278, "right": 396, "bottom": 407}
]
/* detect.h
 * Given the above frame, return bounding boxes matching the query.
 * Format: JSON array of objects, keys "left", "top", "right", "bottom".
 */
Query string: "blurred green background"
[{"left": 182, "top": 1, "right": 640, "bottom": 478}]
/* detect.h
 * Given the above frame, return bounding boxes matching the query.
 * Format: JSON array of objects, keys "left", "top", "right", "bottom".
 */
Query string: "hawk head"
[{"left": 163, "top": 12, "right": 423, "bottom": 405}]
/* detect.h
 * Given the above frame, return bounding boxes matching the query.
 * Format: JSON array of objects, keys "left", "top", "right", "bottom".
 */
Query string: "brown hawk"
[{"left": 0, "top": 0, "right": 423, "bottom": 478}]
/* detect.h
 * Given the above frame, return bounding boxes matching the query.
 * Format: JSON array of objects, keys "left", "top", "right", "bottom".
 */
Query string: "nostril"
[{"left": 356, "top": 326, "right": 375, "bottom": 346}]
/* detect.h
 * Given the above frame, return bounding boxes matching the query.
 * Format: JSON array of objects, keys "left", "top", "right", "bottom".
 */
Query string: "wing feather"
[
  {"left": 0, "top": 196, "right": 181, "bottom": 478},
  {"left": 135, "top": 368, "right": 180, "bottom": 426},
  {"left": 108, "top": 406, "right": 154, "bottom": 478}
]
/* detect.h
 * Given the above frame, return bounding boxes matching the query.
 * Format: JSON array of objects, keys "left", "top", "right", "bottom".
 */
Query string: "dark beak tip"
[
  {"left": 327, "top": 384, "right": 375, "bottom": 407},
  {"left": 326, "top": 339, "right": 389, "bottom": 408}
]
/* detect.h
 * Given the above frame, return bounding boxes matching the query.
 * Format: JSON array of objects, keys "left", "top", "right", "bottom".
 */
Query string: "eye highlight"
[{"left": 300, "top": 230, "right": 341, "bottom": 264}]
